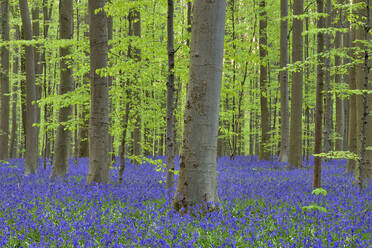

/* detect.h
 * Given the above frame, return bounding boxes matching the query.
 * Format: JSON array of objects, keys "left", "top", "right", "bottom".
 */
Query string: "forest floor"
[{"left": 0, "top": 156, "right": 371, "bottom": 247}]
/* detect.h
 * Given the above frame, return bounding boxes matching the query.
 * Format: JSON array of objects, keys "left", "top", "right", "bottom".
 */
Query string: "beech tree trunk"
[
  {"left": 258, "top": 0, "right": 270, "bottom": 161},
  {"left": 314, "top": 0, "right": 325, "bottom": 189},
  {"left": 9, "top": 30, "right": 20, "bottom": 159},
  {"left": 87, "top": 0, "right": 110, "bottom": 184},
  {"left": 166, "top": 0, "right": 176, "bottom": 192},
  {"left": 323, "top": 0, "right": 333, "bottom": 154},
  {"left": 130, "top": 8, "right": 142, "bottom": 163},
  {"left": 358, "top": 0, "right": 371, "bottom": 190},
  {"left": 51, "top": 0, "right": 74, "bottom": 178},
  {"left": 278, "top": 0, "right": 289, "bottom": 163},
  {"left": 173, "top": 0, "right": 226, "bottom": 214},
  {"left": 288, "top": 0, "right": 303, "bottom": 168},
  {"left": 0, "top": 0, "right": 10, "bottom": 160},
  {"left": 19, "top": 0, "right": 39, "bottom": 175},
  {"left": 335, "top": 0, "right": 344, "bottom": 151}
]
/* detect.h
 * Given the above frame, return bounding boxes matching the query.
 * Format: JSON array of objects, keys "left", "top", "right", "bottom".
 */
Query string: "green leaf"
[{"left": 312, "top": 188, "right": 327, "bottom": 197}]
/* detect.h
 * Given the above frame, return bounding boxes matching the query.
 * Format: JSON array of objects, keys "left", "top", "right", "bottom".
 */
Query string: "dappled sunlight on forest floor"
[{"left": 0, "top": 157, "right": 371, "bottom": 247}]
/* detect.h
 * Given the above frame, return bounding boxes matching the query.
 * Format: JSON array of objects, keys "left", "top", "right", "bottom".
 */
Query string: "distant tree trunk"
[
  {"left": 258, "top": 0, "right": 270, "bottom": 161},
  {"left": 51, "top": 0, "right": 74, "bottom": 179},
  {"left": 19, "top": 0, "right": 39, "bottom": 175},
  {"left": 173, "top": 0, "right": 226, "bottom": 214},
  {"left": 335, "top": 0, "right": 344, "bottom": 151},
  {"left": 278, "top": 0, "right": 289, "bottom": 163},
  {"left": 166, "top": 0, "right": 176, "bottom": 192},
  {"left": 9, "top": 30, "right": 20, "bottom": 159},
  {"left": 323, "top": 0, "right": 333, "bottom": 154},
  {"left": 119, "top": 87, "right": 130, "bottom": 183},
  {"left": 346, "top": 26, "right": 357, "bottom": 173},
  {"left": 288, "top": 0, "right": 303, "bottom": 168},
  {"left": 0, "top": 0, "right": 10, "bottom": 160},
  {"left": 130, "top": 7, "right": 142, "bottom": 163},
  {"left": 87, "top": 0, "right": 110, "bottom": 184},
  {"left": 314, "top": 0, "right": 325, "bottom": 189}
]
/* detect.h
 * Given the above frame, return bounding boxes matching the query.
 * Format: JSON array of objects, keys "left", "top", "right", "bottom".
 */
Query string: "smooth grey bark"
[
  {"left": 129, "top": 8, "right": 142, "bottom": 162},
  {"left": 346, "top": 23, "right": 357, "bottom": 173},
  {"left": 166, "top": 0, "right": 176, "bottom": 192},
  {"left": 354, "top": 0, "right": 364, "bottom": 175},
  {"left": 335, "top": 0, "right": 344, "bottom": 151},
  {"left": 173, "top": 0, "right": 226, "bottom": 214},
  {"left": 9, "top": 30, "right": 20, "bottom": 159},
  {"left": 87, "top": 0, "right": 110, "bottom": 184},
  {"left": 323, "top": 0, "right": 333, "bottom": 154},
  {"left": 358, "top": 0, "right": 371, "bottom": 190},
  {"left": 314, "top": 0, "right": 325, "bottom": 189},
  {"left": 51, "top": 0, "right": 74, "bottom": 178},
  {"left": 288, "top": 0, "right": 303, "bottom": 168},
  {"left": 32, "top": 6, "right": 41, "bottom": 129},
  {"left": 278, "top": 0, "right": 289, "bottom": 163},
  {"left": 258, "top": 0, "right": 270, "bottom": 161},
  {"left": 79, "top": 14, "right": 90, "bottom": 158},
  {"left": 0, "top": 0, "right": 10, "bottom": 160},
  {"left": 119, "top": 87, "right": 130, "bottom": 183},
  {"left": 19, "top": 0, "right": 39, "bottom": 175}
]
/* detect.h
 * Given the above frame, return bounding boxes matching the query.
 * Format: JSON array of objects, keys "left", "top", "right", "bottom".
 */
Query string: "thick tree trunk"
[
  {"left": 288, "top": 0, "right": 303, "bottom": 168},
  {"left": 32, "top": 6, "right": 42, "bottom": 130},
  {"left": 314, "top": 0, "right": 325, "bottom": 189},
  {"left": 358, "top": 0, "right": 371, "bottom": 190},
  {"left": 166, "top": 0, "right": 176, "bottom": 192},
  {"left": 173, "top": 0, "right": 226, "bottom": 214},
  {"left": 258, "top": 0, "right": 270, "bottom": 161},
  {"left": 51, "top": 0, "right": 74, "bottom": 178},
  {"left": 87, "top": 0, "right": 110, "bottom": 184},
  {"left": 19, "top": 0, "right": 39, "bottom": 175},
  {"left": 278, "top": 0, "right": 289, "bottom": 163},
  {"left": 0, "top": 0, "right": 10, "bottom": 160}
]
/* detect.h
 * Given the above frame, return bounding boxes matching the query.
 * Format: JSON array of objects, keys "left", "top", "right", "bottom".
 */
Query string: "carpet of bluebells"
[{"left": 0, "top": 156, "right": 371, "bottom": 248}]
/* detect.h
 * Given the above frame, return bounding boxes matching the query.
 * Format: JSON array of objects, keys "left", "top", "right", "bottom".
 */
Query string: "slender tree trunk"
[
  {"left": 323, "top": 0, "right": 333, "bottom": 154},
  {"left": 51, "top": 0, "right": 74, "bottom": 179},
  {"left": 258, "top": 0, "right": 270, "bottom": 161},
  {"left": 173, "top": 0, "right": 226, "bottom": 214},
  {"left": 335, "top": 0, "right": 344, "bottom": 151},
  {"left": 19, "top": 0, "right": 39, "bottom": 175},
  {"left": 314, "top": 0, "right": 325, "bottom": 189},
  {"left": 288, "top": 0, "right": 304, "bottom": 168},
  {"left": 166, "top": 0, "right": 176, "bottom": 192},
  {"left": 9, "top": 30, "right": 20, "bottom": 159},
  {"left": 119, "top": 88, "right": 130, "bottom": 183},
  {"left": 0, "top": 0, "right": 10, "bottom": 160},
  {"left": 278, "top": 0, "right": 289, "bottom": 163},
  {"left": 87, "top": 0, "right": 110, "bottom": 184},
  {"left": 128, "top": 7, "right": 142, "bottom": 163}
]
